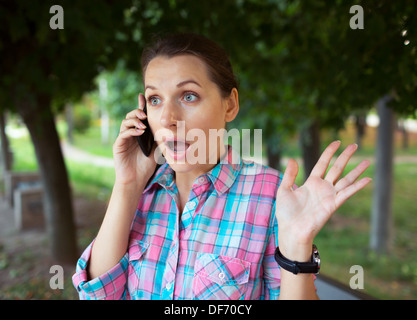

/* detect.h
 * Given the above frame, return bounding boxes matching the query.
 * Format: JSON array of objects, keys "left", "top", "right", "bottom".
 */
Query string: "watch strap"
[{"left": 274, "top": 246, "right": 320, "bottom": 274}]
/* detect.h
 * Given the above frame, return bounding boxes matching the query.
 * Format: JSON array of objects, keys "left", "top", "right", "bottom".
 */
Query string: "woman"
[{"left": 72, "top": 33, "right": 371, "bottom": 300}]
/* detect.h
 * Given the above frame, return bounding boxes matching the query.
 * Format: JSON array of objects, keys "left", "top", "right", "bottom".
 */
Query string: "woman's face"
[{"left": 144, "top": 54, "right": 238, "bottom": 175}]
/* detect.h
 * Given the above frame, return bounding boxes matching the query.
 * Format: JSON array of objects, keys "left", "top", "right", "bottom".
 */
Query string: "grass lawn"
[{"left": 2, "top": 119, "right": 417, "bottom": 299}]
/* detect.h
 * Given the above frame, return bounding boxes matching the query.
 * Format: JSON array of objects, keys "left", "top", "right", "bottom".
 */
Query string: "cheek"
[
  {"left": 146, "top": 115, "right": 161, "bottom": 143},
  {"left": 190, "top": 104, "right": 225, "bottom": 129},
  {"left": 187, "top": 108, "right": 226, "bottom": 143},
  {"left": 147, "top": 111, "right": 159, "bottom": 131}
]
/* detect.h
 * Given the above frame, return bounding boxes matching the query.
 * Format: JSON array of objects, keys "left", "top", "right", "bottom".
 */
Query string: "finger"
[
  {"left": 334, "top": 159, "right": 371, "bottom": 192},
  {"left": 118, "top": 127, "right": 145, "bottom": 140},
  {"left": 138, "top": 93, "right": 146, "bottom": 111},
  {"left": 335, "top": 177, "right": 372, "bottom": 209},
  {"left": 279, "top": 159, "right": 299, "bottom": 190},
  {"left": 120, "top": 118, "right": 146, "bottom": 132},
  {"left": 125, "top": 108, "right": 147, "bottom": 120},
  {"left": 325, "top": 143, "right": 358, "bottom": 184},
  {"left": 310, "top": 140, "right": 341, "bottom": 178}
]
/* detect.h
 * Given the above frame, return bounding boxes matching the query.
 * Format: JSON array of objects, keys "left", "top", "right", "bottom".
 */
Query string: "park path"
[{"left": 61, "top": 141, "right": 114, "bottom": 167}]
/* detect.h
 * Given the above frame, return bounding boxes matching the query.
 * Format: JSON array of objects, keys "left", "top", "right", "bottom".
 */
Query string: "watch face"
[{"left": 312, "top": 244, "right": 321, "bottom": 270}]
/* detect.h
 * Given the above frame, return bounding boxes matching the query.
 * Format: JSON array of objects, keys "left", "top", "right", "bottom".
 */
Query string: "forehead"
[{"left": 144, "top": 55, "right": 212, "bottom": 87}]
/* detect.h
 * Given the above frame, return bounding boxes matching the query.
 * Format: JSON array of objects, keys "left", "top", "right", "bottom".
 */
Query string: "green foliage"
[
  {"left": 97, "top": 59, "right": 143, "bottom": 121},
  {"left": 0, "top": 0, "right": 133, "bottom": 112},
  {"left": 2, "top": 0, "right": 415, "bottom": 157},
  {"left": 73, "top": 104, "right": 92, "bottom": 134},
  {"left": 1, "top": 0, "right": 417, "bottom": 297}
]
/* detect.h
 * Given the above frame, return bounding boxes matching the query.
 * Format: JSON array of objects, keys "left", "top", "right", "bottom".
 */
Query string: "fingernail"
[{"left": 139, "top": 122, "right": 146, "bottom": 129}]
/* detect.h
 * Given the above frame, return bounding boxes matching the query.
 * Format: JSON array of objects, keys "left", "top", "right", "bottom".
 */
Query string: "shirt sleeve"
[
  {"left": 262, "top": 205, "right": 281, "bottom": 300},
  {"left": 72, "top": 240, "right": 130, "bottom": 300}
]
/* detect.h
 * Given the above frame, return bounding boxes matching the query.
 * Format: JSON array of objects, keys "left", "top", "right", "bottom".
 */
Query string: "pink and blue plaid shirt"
[{"left": 72, "top": 144, "right": 284, "bottom": 300}]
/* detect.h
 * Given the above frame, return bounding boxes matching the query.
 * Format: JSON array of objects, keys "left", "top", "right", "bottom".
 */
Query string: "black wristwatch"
[{"left": 274, "top": 244, "right": 321, "bottom": 275}]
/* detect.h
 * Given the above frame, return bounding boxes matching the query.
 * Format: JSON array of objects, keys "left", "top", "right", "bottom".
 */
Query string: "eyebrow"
[
  {"left": 176, "top": 79, "right": 202, "bottom": 88},
  {"left": 145, "top": 79, "right": 201, "bottom": 92},
  {"left": 144, "top": 85, "right": 156, "bottom": 92}
]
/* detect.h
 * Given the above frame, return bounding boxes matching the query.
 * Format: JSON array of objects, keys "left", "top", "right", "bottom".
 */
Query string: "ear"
[{"left": 224, "top": 88, "right": 239, "bottom": 123}]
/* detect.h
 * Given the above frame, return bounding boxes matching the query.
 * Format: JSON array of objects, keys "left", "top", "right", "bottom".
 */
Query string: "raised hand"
[{"left": 275, "top": 141, "right": 372, "bottom": 261}]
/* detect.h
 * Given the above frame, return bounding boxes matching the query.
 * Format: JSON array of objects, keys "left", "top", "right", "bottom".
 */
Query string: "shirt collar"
[
  {"left": 206, "top": 144, "right": 242, "bottom": 194},
  {"left": 143, "top": 144, "right": 242, "bottom": 195}
]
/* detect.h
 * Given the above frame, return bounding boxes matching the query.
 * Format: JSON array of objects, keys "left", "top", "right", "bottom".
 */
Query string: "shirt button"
[
  {"left": 166, "top": 282, "right": 173, "bottom": 290},
  {"left": 198, "top": 176, "right": 206, "bottom": 184},
  {"left": 218, "top": 272, "right": 225, "bottom": 280}
]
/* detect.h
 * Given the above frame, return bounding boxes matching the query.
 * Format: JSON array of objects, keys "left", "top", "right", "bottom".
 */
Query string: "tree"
[
  {"left": 0, "top": 111, "right": 12, "bottom": 176},
  {"left": 2, "top": 0, "right": 414, "bottom": 262},
  {"left": 267, "top": 0, "right": 417, "bottom": 253},
  {"left": 370, "top": 95, "right": 396, "bottom": 253},
  {"left": 0, "top": 0, "right": 286, "bottom": 262},
  {"left": 0, "top": 0, "right": 134, "bottom": 263}
]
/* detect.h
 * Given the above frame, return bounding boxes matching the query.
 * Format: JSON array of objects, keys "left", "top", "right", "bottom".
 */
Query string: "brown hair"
[{"left": 141, "top": 33, "right": 238, "bottom": 98}]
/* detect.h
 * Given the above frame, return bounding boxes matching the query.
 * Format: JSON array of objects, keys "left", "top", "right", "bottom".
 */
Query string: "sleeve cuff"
[{"left": 72, "top": 240, "right": 129, "bottom": 300}]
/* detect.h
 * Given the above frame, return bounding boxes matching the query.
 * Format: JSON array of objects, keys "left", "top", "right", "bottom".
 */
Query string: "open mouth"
[
  {"left": 164, "top": 138, "right": 192, "bottom": 161},
  {"left": 166, "top": 140, "right": 191, "bottom": 153}
]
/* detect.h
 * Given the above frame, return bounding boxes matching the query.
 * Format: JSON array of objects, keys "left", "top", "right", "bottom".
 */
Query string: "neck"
[{"left": 174, "top": 144, "right": 227, "bottom": 199}]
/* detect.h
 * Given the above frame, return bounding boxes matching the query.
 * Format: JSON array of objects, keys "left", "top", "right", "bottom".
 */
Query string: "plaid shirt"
[{"left": 72, "top": 145, "right": 283, "bottom": 300}]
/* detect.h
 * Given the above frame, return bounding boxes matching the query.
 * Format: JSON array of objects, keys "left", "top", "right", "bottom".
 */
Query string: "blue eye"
[
  {"left": 149, "top": 97, "right": 161, "bottom": 106},
  {"left": 183, "top": 93, "right": 198, "bottom": 102}
]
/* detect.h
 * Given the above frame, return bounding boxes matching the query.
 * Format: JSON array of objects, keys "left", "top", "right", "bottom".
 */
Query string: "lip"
[{"left": 163, "top": 137, "right": 191, "bottom": 161}]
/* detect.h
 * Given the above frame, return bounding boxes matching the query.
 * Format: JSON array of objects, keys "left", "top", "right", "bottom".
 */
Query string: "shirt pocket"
[
  {"left": 193, "top": 253, "right": 251, "bottom": 300},
  {"left": 127, "top": 240, "right": 149, "bottom": 297}
]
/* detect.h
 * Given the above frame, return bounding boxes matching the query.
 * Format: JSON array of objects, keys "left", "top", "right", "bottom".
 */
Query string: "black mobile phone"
[{"left": 136, "top": 101, "right": 154, "bottom": 157}]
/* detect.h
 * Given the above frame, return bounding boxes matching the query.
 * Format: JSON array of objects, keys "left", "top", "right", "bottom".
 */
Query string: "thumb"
[{"left": 279, "top": 159, "right": 299, "bottom": 191}]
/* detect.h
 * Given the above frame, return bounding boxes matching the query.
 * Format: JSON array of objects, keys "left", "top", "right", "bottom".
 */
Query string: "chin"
[
  {"left": 157, "top": 140, "right": 221, "bottom": 174},
  {"left": 164, "top": 153, "right": 216, "bottom": 176},
  {"left": 172, "top": 166, "right": 199, "bottom": 176}
]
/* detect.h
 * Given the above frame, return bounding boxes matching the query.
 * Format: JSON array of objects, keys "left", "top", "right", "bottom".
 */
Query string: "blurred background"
[{"left": 0, "top": 0, "right": 416, "bottom": 300}]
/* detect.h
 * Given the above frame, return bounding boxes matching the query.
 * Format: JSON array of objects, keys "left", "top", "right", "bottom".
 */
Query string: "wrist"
[
  {"left": 112, "top": 180, "right": 145, "bottom": 206},
  {"left": 275, "top": 244, "right": 321, "bottom": 275},
  {"left": 114, "top": 177, "right": 146, "bottom": 192},
  {"left": 278, "top": 241, "right": 313, "bottom": 263}
]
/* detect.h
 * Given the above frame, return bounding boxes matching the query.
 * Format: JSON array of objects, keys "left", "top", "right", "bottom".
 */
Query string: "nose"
[{"left": 160, "top": 99, "right": 181, "bottom": 128}]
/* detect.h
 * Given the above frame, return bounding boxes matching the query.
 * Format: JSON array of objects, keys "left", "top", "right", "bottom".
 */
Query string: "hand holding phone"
[
  {"left": 136, "top": 94, "right": 154, "bottom": 157},
  {"left": 112, "top": 93, "right": 158, "bottom": 186}
]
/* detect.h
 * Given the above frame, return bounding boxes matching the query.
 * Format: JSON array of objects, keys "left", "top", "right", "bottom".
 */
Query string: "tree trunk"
[
  {"left": 17, "top": 97, "right": 77, "bottom": 264},
  {"left": 370, "top": 95, "right": 395, "bottom": 254},
  {"left": 355, "top": 112, "right": 367, "bottom": 150},
  {"left": 0, "top": 111, "right": 12, "bottom": 176},
  {"left": 300, "top": 118, "right": 320, "bottom": 181}
]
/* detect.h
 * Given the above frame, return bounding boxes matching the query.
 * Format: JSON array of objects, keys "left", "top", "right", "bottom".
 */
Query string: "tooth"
[{"left": 178, "top": 142, "right": 187, "bottom": 151}]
